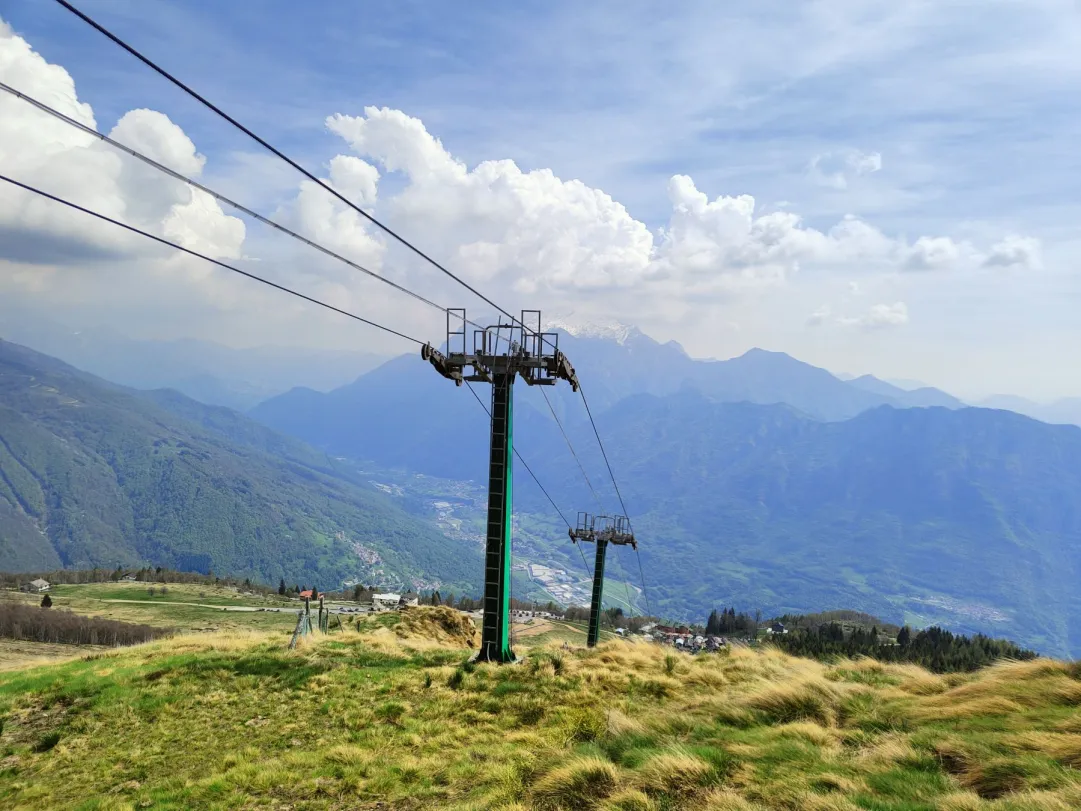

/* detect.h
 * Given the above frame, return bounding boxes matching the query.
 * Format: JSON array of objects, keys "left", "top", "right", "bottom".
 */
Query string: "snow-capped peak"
[{"left": 542, "top": 315, "right": 643, "bottom": 345}]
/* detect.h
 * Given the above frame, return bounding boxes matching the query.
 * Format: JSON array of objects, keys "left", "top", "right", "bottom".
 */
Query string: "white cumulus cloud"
[
  {"left": 317, "top": 108, "right": 1015, "bottom": 313},
  {"left": 838, "top": 302, "right": 909, "bottom": 329},
  {"left": 0, "top": 18, "right": 245, "bottom": 267},
  {"left": 983, "top": 235, "right": 1042, "bottom": 271},
  {"left": 274, "top": 154, "right": 384, "bottom": 267},
  {"left": 0, "top": 16, "right": 1045, "bottom": 351},
  {"left": 327, "top": 106, "right": 655, "bottom": 294},
  {"left": 809, "top": 149, "right": 883, "bottom": 190}
]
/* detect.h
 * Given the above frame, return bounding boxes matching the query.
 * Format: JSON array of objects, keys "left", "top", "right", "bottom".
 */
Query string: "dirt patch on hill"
[{"left": 395, "top": 607, "right": 478, "bottom": 648}]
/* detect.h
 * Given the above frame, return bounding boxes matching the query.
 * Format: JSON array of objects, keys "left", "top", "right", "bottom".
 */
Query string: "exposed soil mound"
[{"left": 395, "top": 606, "right": 478, "bottom": 648}]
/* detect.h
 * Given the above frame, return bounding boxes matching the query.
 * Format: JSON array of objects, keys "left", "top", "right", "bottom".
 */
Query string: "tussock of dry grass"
[
  {"left": 1008, "top": 732, "right": 1081, "bottom": 768},
  {"left": 739, "top": 674, "right": 846, "bottom": 725},
  {"left": 853, "top": 732, "right": 918, "bottom": 766},
  {"left": 633, "top": 748, "right": 714, "bottom": 797},
  {"left": 775, "top": 720, "right": 838, "bottom": 747},
  {"left": 531, "top": 756, "right": 622, "bottom": 809},
  {"left": 914, "top": 692, "right": 1027, "bottom": 720},
  {"left": 606, "top": 708, "right": 647, "bottom": 737},
  {"left": 935, "top": 792, "right": 984, "bottom": 811}
]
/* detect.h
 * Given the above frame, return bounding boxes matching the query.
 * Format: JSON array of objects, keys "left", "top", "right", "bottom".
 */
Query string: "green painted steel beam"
[
  {"left": 476, "top": 372, "right": 516, "bottom": 663},
  {"left": 587, "top": 537, "right": 608, "bottom": 647}
]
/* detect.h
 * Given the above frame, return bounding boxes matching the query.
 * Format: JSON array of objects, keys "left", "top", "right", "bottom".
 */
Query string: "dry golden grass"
[
  {"left": 935, "top": 792, "right": 985, "bottom": 811},
  {"left": 697, "top": 789, "right": 761, "bottom": 810},
  {"left": 853, "top": 732, "right": 919, "bottom": 767},
  {"left": 531, "top": 756, "right": 623, "bottom": 809},
  {"left": 775, "top": 720, "right": 839, "bottom": 748},
  {"left": 600, "top": 788, "right": 656, "bottom": 810},
  {"left": 738, "top": 674, "right": 846, "bottom": 725},
  {"left": 0, "top": 639, "right": 106, "bottom": 671},
  {"left": 605, "top": 708, "right": 647, "bottom": 737},
  {"left": 396, "top": 605, "right": 480, "bottom": 647},
  {"left": 1008, "top": 732, "right": 1081, "bottom": 768},
  {"left": 3, "top": 610, "right": 1081, "bottom": 810},
  {"left": 632, "top": 748, "right": 714, "bottom": 797},
  {"left": 913, "top": 692, "right": 1028, "bottom": 720}
]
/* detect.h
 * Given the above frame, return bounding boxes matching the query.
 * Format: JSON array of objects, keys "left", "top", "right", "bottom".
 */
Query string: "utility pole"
[
  {"left": 423, "top": 309, "right": 578, "bottom": 663},
  {"left": 569, "top": 513, "right": 636, "bottom": 647}
]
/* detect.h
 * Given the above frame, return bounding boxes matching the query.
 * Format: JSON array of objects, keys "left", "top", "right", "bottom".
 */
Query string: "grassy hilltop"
[{"left": 2, "top": 608, "right": 1081, "bottom": 809}]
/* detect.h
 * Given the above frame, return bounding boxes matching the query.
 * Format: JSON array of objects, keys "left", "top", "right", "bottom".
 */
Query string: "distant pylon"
[{"left": 569, "top": 513, "right": 636, "bottom": 647}]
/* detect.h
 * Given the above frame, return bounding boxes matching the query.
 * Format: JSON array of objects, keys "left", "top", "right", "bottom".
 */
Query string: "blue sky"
[{"left": 1, "top": 0, "right": 1079, "bottom": 400}]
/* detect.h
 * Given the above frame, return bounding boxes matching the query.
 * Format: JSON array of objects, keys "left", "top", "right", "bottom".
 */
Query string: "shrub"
[
  {"left": 0, "top": 603, "right": 168, "bottom": 646},
  {"left": 376, "top": 701, "right": 406, "bottom": 725},
  {"left": 551, "top": 653, "right": 565, "bottom": 676},
  {"left": 663, "top": 654, "right": 677, "bottom": 676},
  {"left": 34, "top": 731, "right": 61, "bottom": 753}
]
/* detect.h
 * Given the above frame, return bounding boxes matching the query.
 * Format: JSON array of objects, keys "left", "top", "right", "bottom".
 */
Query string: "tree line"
[
  {"left": 705, "top": 607, "right": 759, "bottom": 637},
  {"left": 0, "top": 566, "right": 280, "bottom": 597},
  {"left": 0, "top": 602, "right": 169, "bottom": 647},
  {"left": 770, "top": 622, "right": 1036, "bottom": 672}
]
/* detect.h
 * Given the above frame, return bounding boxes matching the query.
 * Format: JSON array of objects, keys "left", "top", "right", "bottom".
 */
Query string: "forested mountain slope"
[
  {"left": 531, "top": 395, "right": 1081, "bottom": 657},
  {"left": 0, "top": 340, "right": 481, "bottom": 593}
]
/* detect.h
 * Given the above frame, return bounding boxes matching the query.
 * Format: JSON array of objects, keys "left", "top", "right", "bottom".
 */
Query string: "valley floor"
[{"left": 2, "top": 607, "right": 1081, "bottom": 809}]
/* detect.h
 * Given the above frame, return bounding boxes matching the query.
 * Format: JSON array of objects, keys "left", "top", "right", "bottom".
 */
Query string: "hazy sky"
[{"left": 1, "top": 1, "right": 1078, "bottom": 401}]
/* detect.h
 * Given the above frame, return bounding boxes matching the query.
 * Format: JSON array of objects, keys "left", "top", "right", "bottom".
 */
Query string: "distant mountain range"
[
  {"left": 977, "top": 394, "right": 1081, "bottom": 429},
  {"left": 251, "top": 327, "right": 1081, "bottom": 656},
  {"left": 0, "top": 339, "right": 481, "bottom": 594},
  {"left": 0, "top": 309, "right": 387, "bottom": 411},
  {"left": 248, "top": 327, "right": 978, "bottom": 480},
  {"left": 4, "top": 323, "right": 1081, "bottom": 655}
]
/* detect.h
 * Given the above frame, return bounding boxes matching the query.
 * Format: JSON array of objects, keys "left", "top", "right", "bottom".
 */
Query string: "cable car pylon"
[
  {"left": 569, "top": 513, "right": 637, "bottom": 647},
  {"left": 423, "top": 309, "right": 579, "bottom": 663}
]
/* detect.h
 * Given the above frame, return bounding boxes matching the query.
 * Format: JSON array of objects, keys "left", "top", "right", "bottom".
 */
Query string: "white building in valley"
[{"left": 372, "top": 593, "right": 402, "bottom": 611}]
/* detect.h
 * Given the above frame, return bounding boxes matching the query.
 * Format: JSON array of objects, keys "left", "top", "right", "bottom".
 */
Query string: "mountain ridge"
[{"left": 0, "top": 339, "right": 482, "bottom": 593}]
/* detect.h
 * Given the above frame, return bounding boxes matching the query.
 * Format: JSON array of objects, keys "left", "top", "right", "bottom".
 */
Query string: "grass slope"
[
  {"left": 2, "top": 607, "right": 1081, "bottom": 810},
  {"left": 0, "top": 339, "right": 482, "bottom": 593}
]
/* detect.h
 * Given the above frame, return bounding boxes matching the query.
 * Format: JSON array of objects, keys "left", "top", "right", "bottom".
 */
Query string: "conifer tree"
[{"left": 706, "top": 609, "right": 721, "bottom": 636}]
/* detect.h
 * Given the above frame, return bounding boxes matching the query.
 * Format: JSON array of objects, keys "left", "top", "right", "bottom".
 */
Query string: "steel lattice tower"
[
  {"left": 423, "top": 310, "right": 579, "bottom": 663},
  {"left": 569, "top": 513, "right": 636, "bottom": 647}
]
